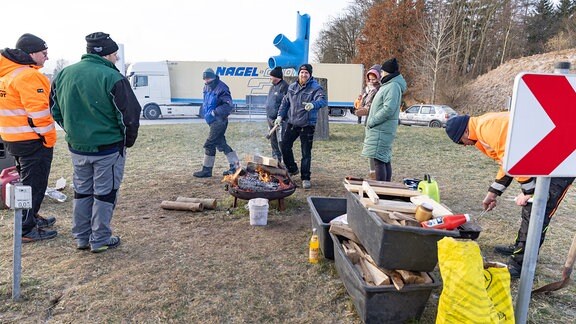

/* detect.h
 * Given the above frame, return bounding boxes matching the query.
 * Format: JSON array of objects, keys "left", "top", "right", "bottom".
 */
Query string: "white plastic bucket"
[{"left": 247, "top": 198, "right": 269, "bottom": 226}]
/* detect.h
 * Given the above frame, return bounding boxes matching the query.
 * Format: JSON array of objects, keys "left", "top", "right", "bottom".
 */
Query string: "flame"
[{"left": 256, "top": 165, "right": 272, "bottom": 183}]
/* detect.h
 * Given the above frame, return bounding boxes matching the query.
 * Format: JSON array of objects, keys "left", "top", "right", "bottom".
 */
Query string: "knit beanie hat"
[
  {"left": 15, "top": 33, "right": 48, "bottom": 54},
  {"left": 445, "top": 115, "right": 470, "bottom": 144},
  {"left": 381, "top": 58, "right": 399, "bottom": 73},
  {"left": 85, "top": 32, "right": 119, "bottom": 56},
  {"left": 203, "top": 68, "right": 216, "bottom": 80},
  {"left": 270, "top": 66, "right": 283, "bottom": 79},
  {"left": 299, "top": 63, "right": 313, "bottom": 75}
]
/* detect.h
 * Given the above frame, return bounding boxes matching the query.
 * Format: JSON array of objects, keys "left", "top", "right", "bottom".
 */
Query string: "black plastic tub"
[
  {"left": 331, "top": 233, "right": 441, "bottom": 324},
  {"left": 346, "top": 191, "right": 479, "bottom": 272},
  {"left": 307, "top": 196, "right": 347, "bottom": 260}
]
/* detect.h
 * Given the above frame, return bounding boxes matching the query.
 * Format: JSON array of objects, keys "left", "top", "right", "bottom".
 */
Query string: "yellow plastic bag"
[{"left": 436, "top": 237, "right": 514, "bottom": 323}]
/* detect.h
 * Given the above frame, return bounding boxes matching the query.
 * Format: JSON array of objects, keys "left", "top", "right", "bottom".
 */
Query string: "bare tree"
[
  {"left": 313, "top": 6, "right": 364, "bottom": 63},
  {"left": 53, "top": 59, "right": 68, "bottom": 78},
  {"left": 407, "top": 0, "right": 456, "bottom": 103}
]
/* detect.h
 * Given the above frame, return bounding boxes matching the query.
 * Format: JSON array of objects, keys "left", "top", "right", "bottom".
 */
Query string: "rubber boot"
[
  {"left": 193, "top": 166, "right": 213, "bottom": 178},
  {"left": 223, "top": 151, "right": 240, "bottom": 176},
  {"left": 193, "top": 155, "right": 215, "bottom": 178}
]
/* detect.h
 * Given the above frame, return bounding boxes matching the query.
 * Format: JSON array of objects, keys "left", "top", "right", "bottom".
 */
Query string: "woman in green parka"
[{"left": 361, "top": 58, "right": 407, "bottom": 181}]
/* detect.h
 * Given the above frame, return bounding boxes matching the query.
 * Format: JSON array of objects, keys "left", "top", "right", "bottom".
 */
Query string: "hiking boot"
[
  {"left": 193, "top": 166, "right": 213, "bottom": 178},
  {"left": 223, "top": 164, "right": 237, "bottom": 176},
  {"left": 22, "top": 228, "right": 58, "bottom": 243},
  {"left": 302, "top": 180, "right": 311, "bottom": 190},
  {"left": 91, "top": 236, "right": 121, "bottom": 253},
  {"left": 494, "top": 244, "right": 516, "bottom": 256},
  {"left": 35, "top": 215, "right": 56, "bottom": 228},
  {"left": 77, "top": 240, "right": 90, "bottom": 250}
]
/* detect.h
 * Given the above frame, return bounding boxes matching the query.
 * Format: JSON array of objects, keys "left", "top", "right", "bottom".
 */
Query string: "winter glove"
[
  {"left": 304, "top": 102, "right": 314, "bottom": 111},
  {"left": 274, "top": 116, "right": 282, "bottom": 126}
]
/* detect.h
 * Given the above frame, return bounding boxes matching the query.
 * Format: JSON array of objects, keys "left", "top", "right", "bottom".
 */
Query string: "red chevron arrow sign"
[{"left": 504, "top": 73, "right": 576, "bottom": 176}]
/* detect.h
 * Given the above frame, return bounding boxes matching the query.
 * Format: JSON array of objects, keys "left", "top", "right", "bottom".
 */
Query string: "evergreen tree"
[{"left": 525, "top": 0, "right": 555, "bottom": 55}]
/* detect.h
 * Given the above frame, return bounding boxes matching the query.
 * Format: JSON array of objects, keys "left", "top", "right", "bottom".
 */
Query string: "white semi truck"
[{"left": 126, "top": 61, "right": 364, "bottom": 119}]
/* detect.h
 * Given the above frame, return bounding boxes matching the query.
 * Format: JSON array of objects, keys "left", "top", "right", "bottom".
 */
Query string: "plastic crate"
[
  {"left": 347, "top": 191, "right": 475, "bottom": 272},
  {"left": 307, "top": 196, "right": 347, "bottom": 260},
  {"left": 331, "top": 233, "right": 441, "bottom": 323}
]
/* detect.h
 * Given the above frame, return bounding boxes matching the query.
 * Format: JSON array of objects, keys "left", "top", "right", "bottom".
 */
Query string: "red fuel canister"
[{"left": 421, "top": 214, "right": 470, "bottom": 230}]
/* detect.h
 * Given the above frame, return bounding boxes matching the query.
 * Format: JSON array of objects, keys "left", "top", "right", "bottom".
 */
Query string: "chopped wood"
[
  {"left": 160, "top": 201, "right": 204, "bottom": 212},
  {"left": 329, "top": 223, "right": 360, "bottom": 243},
  {"left": 420, "top": 272, "right": 433, "bottom": 284},
  {"left": 342, "top": 242, "right": 360, "bottom": 264},
  {"left": 247, "top": 155, "right": 278, "bottom": 168},
  {"left": 246, "top": 162, "right": 288, "bottom": 177},
  {"left": 358, "top": 258, "right": 375, "bottom": 285},
  {"left": 176, "top": 197, "right": 217, "bottom": 209},
  {"left": 383, "top": 269, "right": 405, "bottom": 291},
  {"left": 361, "top": 198, "right": 417, "bottom": 213},
  {"left": 362, "top": 259, "right": 390, "bottom": 286},
  {"left": 344, "top": 183, "right": 421, "bottom": 198},
  {"left": 397, "top": 270, "right": 426, "bottom": 284},
  {"left": 362, "top": 181, "right": 380, "bottom": 204}
]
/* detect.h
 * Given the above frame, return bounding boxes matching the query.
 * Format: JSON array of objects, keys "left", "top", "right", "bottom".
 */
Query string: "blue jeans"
[{"left": 281, "top": 124, "right": 315, "bottom": 181}]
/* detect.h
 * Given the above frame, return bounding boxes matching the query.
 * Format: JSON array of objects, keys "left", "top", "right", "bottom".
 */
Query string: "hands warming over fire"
[
  {"left": 274, "top": 116, "right": 282, "bottom": 126},
  {"left": 304, "top": 102, "right": 314, "bottom": 111}
]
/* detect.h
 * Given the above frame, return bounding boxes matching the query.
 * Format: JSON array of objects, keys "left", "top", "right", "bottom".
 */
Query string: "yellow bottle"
[{"left": 309, "top": 228, "right": 320, "bottom": 264}]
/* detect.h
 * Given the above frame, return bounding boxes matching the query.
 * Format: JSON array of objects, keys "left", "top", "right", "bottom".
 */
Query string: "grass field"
[{"left": 1, "top": 121, "right": 575, "bottom": 323}]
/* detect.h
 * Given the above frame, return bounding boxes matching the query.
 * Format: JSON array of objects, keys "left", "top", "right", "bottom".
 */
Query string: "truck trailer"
[{"left": 126, "top": 61, "right": 364, "bottom": 119}]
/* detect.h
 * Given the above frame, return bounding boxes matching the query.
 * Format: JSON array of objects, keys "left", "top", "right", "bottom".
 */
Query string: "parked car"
[{"left": 399, "top": 104, "right": 457, "bottom": 128}]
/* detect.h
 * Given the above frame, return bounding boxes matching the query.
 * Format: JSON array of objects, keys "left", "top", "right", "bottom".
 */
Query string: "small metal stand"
[{"left": 6, "top": 183, "right": 32, "bottom": 301}]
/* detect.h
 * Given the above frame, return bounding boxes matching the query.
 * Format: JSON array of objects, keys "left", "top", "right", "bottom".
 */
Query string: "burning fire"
[{"left": 222, "top": 164, "right": 293, "bottom": 192}]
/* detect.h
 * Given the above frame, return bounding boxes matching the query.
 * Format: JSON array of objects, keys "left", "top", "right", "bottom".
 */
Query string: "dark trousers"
[
  {"left": 281, "top": 124, "right": 315, "bottom": 181},
  {"left": 267, "top": 118, "right": 282, "bottom": 161},
  {"left": 203, "top": 119, "right": 233, "bottom": 156},
  {"left": 511, "top": 177, "right": 575, "bottom": 267},
  {"left": 373, "top": 158, "right": 392, "bottom": 182},
  {"left": 15, "top": 146, "right": 53, "bottom": 234}
]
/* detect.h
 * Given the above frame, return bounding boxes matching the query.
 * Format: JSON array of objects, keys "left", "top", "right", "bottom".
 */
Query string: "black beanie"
[
  {"left": 299, "top": 63, "right": 313, "bottom": 75},
  {"left": 85, "top": 32, "right": 119, "bottom": 56},
  {"left": 203, "top": 68, "right": 216, "bottom": 80},
  {"left": 270, "top": 66, "right": 283, "bottom": 79},
  {"left": 445, "top": 115, "right": 470, "bottom": 144},
  {"left": 15, "top": 33, "right": 48, "bottom": 54},
  {"left": 381, "top": 58, "right": 399, "bottom": 74}
]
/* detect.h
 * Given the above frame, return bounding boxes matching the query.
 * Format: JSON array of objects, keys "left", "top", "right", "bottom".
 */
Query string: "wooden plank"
[
  {"left": 362, "top": 181, "right": 380, "bottom": 204},
  {"left": 344, "top": 183, "right": 421, "bottom": 198},
  {"left": 344, "top": 177, "right": 407, "bottom": 189},
  {"left": 410, "top": 195, "right": 453, "bottom": 217},
  {"left": 247, "top": 155, "right": 279, "bottom": 168},
  {"left": 329, "top": 223, "right": 360, "bottom": 244},
  {"left": 361, "top": 198, "right": 417, "bottom": 214}
]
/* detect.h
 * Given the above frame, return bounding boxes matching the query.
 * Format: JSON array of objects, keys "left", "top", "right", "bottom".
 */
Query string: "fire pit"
[{"left": 223, "top": 159, "right": 296, "bottom": 211}]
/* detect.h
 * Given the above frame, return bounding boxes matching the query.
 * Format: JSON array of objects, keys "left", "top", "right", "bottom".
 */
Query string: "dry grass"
[{"left": 1, "top": 122, "right": 575, "bottom": 323}]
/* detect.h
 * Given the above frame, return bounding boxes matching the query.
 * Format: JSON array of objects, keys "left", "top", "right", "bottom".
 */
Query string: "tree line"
[{"left": 314, "top": 0, "right": 576, "bottom": 104}]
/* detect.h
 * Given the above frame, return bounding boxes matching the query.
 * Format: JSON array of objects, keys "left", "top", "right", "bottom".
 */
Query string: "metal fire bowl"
[{"left": 228, "top": 185, "right": 296, "bottom": 201}]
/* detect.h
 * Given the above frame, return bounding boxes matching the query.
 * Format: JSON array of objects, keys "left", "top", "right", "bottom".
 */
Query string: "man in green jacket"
[
  {"left": 361, "top": 58, "right": 407, "bottom": 181},
  {"left": 50, "top": 32, "right": 141, "bottom": 253}
]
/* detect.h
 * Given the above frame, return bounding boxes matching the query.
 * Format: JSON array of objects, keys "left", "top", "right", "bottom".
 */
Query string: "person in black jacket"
[{"left": 265, "top": 67, "right": 288, "bottom": 163}]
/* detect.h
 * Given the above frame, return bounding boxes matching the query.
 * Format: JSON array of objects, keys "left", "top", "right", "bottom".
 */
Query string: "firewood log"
[
  {"left": 396, "top": 270, "right": 426, "bottom": 284},
  {"left": 361, "top": 258, "right": 390, "bottom": 286},
  {"left": 176, "top": 197, "right": 217, "bottom": 209},
  {"left": 330, "top": 223, "right": 360, "bottom": 243},
  {"left": 160, "top": 201, "right": 204, "bottom": 212}
]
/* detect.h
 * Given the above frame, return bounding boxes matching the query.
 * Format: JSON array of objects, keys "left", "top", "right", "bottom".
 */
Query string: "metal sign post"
[
  {"left": 7, "top": 183, "right": 32, "bottom": 301},
  {"left": 505, "top": 62, "right": 573, "bottom": 323}
]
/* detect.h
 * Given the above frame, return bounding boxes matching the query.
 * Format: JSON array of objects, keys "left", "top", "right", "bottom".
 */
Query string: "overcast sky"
[{"left": 1, "top": 0, "right": 352, "bottom": 73}]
